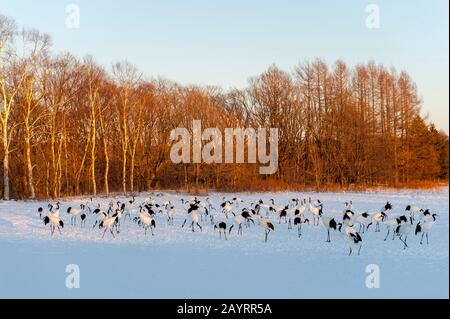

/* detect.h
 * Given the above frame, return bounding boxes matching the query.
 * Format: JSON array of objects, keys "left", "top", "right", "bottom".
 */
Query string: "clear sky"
[{"left": 0, "top": 0, "right": 448, "bottom": 132}]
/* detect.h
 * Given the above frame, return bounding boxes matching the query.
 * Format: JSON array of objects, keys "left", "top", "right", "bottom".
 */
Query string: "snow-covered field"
[{"left": 0, "top": 188, "right": 448, "bottom": 299}]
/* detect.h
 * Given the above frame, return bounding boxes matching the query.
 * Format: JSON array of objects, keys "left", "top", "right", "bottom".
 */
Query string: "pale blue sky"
[{"left": 0, "top": 0, "right": 448, "bottom": 132}]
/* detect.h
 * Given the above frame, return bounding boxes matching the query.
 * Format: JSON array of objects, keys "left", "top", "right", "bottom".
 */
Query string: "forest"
[{"left": 1, "top": 15, "right": 448, "bottom": 199}]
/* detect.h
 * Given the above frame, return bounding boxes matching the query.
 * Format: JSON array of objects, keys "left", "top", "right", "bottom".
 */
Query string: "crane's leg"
[
  {"left": 399, "top": 236, "right": 408, "bottom": 249},
  {"left": 384, "top": 230, "right": 390, "bottom": 241}
]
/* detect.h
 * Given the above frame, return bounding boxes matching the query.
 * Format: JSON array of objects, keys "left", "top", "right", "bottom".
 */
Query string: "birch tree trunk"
[
  {"left": 2, "top": 140, "right": 9, "bottom": 200},
  {"left": 90, "top": 90, "right": 97, "bottom": 196},
  {"left": 76, "top": 133, "right": 90, "bottom": 195},
  {"left": 25, "top": 129, "right": 35, "bottom": 198},
  {"left": 99, "top": 115, "right": 109, "bottom": 195}
]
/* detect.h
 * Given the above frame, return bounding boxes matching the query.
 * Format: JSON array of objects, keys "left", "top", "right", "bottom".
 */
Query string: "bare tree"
[
  {"left": 0, "top": 15, "right": 19, "bottom": 199},
  {"left": 112, "top": 61, "right": 141, "bottom": 194},
  {"left": 18, "top": 29, "right": 51, "bottom": 199}
]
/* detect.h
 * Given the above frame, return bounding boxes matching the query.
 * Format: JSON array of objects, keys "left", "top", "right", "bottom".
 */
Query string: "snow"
[{"left": 0, "top": 188, "right": 448, "bottom": 298}]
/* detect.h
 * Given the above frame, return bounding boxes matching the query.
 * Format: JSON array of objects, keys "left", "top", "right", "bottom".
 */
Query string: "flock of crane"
[{"left": 38, "top": 194, "right": 439, "bottom": 255}]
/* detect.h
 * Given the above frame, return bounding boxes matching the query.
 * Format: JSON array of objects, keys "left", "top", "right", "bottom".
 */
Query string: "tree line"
[{"left": 1, "top": 15, "right": 448, "bottom": 199}]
